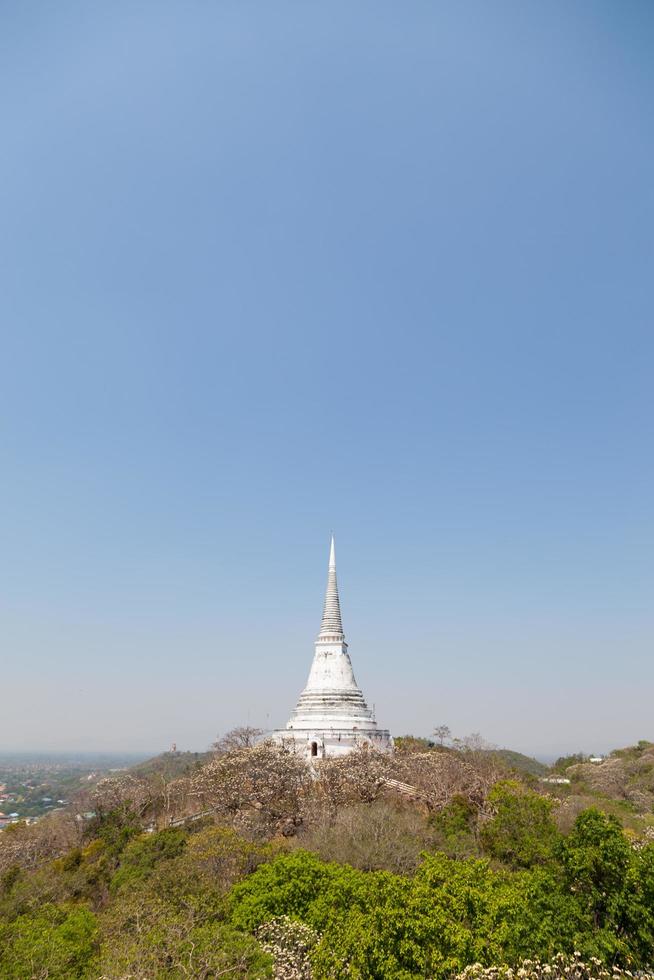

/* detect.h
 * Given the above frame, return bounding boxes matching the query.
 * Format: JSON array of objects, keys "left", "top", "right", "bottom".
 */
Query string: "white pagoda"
[{"left": 274, "top": 537, "right": 392, "bottom": 759}]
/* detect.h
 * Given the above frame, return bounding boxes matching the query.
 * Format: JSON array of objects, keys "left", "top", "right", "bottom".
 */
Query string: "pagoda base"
[{"left": 272, "top": 725, "right": 393, "bottom": 759}]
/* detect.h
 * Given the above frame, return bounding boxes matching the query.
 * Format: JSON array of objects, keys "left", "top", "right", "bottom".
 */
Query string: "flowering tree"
[
  {"left": 454, "top": 953, "right": 654, "bottom": 980},
  {"left": 0, "top": 810, "right": 82, "bottom": 876},
  {"left": 257, "top": 916, "right": 319, "bottom": 980},
  {"left": 191, "top": 740, "right": 311, "bottom": 836},
  {"left": 394, "top": 749, "right": 502, "bottom": 813},
  {"left": 313, "top": 744, "right": 396, "bottom": 813}
]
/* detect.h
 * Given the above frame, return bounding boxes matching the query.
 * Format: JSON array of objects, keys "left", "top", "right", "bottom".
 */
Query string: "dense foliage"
[{"left": 1, "top": 738, "right": 654, "bottom": 978}]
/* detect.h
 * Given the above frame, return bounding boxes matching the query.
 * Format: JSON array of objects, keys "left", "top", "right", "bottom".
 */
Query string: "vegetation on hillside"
[
  {"left": 488, "top": 748, "right": 548, "bottom": 778},
  {"left": 130, "top": 749, "right": 212, "bottom": 781},
  {"left": 1, "top": 734, "right": 654, "bottom": 978}
]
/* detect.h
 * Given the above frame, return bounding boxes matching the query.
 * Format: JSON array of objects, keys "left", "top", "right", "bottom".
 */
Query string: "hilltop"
[
  {"left": 394, "top": 736, "right": 547, "bottom": 778},
  {"left": 487, "top": 748, "right": 548, "bottom": 778},
  {"left": 129, "top": 750, "right": 212, "bottom": 780}
]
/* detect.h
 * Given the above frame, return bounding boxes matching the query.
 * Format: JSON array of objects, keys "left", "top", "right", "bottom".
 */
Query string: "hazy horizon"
[
  {"left": 0, "top": 745, "right": 604, "bottom": 768},
  {"left": 2, "top": 2, "right": 653, "bottom": 758}
]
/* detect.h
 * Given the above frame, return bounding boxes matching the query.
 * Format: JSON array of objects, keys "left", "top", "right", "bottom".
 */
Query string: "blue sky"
[{"left": 1, "top": 1, "right": 652, "bottom": 757}]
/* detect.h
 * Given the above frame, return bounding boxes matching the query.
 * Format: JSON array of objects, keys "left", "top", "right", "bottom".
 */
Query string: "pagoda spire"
[{"left": 318, "top": 535, "right": 344, "bottom": 638}]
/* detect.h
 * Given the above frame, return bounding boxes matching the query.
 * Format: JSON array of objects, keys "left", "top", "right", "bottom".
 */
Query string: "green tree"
[
  {"left": 85, "top": 804, "right": 142, "bottom": 858},
  {"left": 560, "top": 809, "right": 630, "bottom": 925},
  {"left": 0, "top": 904, "right": 98, "bottom": 979},
  {"left": 229, "top": 850, "right": 352, "bottom": 929},
  {"left": 110, "top": 827, "right": 188, "bottom": 892},
  {"left": 229, "top": 850, "right": 583, "bottom": 979},
  {"left": 100, "top": 890, "right": 271, "bottom": 979},
  {"left": 430, "top": 794, "right": 479, "bottom": 859},
  {"left": 480, "top": 781, "right": 560, "bottom": 869},
  {"left": 622, "top": 842, "right": 654, "bottom": 963},
  {"left": 552, "top": 753, "right": 586, "bottom": 773}
]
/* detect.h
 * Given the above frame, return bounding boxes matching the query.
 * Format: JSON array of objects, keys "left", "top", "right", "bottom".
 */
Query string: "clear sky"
[{"left": 1, "top": 1, "right": 653, "bottom": 758}]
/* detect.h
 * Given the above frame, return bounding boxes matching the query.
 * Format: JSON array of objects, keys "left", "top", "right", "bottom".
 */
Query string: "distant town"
[{"left": 0, "top": 755, "right": 145, "bottom": 829}]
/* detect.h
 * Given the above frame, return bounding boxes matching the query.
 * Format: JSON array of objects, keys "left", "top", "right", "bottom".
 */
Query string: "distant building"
[{"left": 273, "top": 537, "right": 392, "bottom": 759}]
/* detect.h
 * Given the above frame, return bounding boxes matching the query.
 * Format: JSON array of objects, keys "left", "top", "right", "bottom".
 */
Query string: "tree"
[
  {"left": 257, "top": 917, "right": 319, "bottom": 980},
  {"left": 109, "top": 828, "right": 188, "bottom": 893},
  {"left": 213, "top": 726, "right": 264, "bottom": 754},
  {"left": 453, "top": 953, "right": 652, "bottom": 980},
  {"left": 551, "top": 752, "right": 586, "bottom": 773},
  {"left": 314, "top": 744, "right": 395, "bottom": 813},
  {"left": 0, "top": 904, "right": 98, "bottom": 979},
  {"left": 453, "top": 732, "right": 491, "bottom": 753},
  {"left": 191, "top": 741, "right": 311, "bottom": 837},
  {"left": 479, "top": 781, "right": 560, "bottom": 869},
  {"left": 623, "top": 842, "right": 654, "bottom": 963},
  {"left": 88, "top": 773, "right": 159, "bottom": 838},
  {"left": 433, "top": 725, "right": 451, "bottom": 747},
  {"left": 560, "top": 808, "right": 631, "bottom": 932},
  {"left": 0, "top": 812, "right": 83, "bottom": 878},
  {"left": 393, "top": 735, "right": 435, "bottom": 754},
  {"left": 298, "top": 800, "right": 432, "bottom": 873},
  {"left": 183, "top": 825, "right": 279, "bottom": 890},
  {"left": 395, "top": 749, "right": 501, "bottom": 813},
  {"left": 229, "top": 850, "right": 581, "bottom": 979},
  {"left": 430, "top": 794, "right": 479, "bottom": 859},
  {"left": 99, "top": 891, "right": 271, "bottom": 979}
]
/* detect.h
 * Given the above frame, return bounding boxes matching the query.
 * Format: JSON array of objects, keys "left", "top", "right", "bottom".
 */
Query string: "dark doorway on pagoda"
[{"left": 311, "top": 741, "right": 318, "bottom": 757}]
